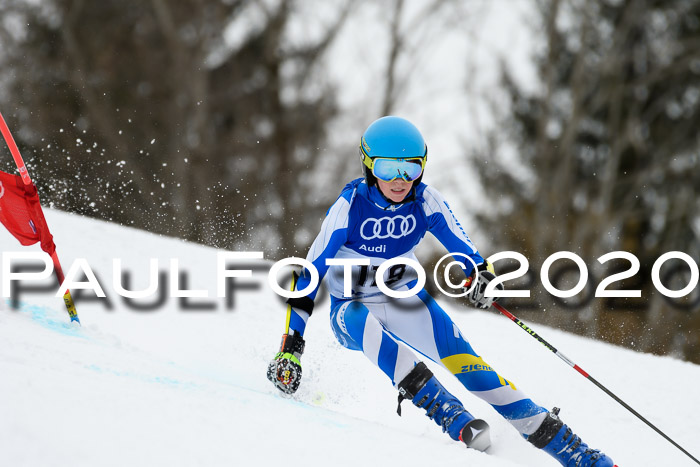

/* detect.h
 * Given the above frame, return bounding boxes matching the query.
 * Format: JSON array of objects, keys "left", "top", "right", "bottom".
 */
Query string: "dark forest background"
[{"left": 0, "top": 0, "right": 698, "bottom": 362}]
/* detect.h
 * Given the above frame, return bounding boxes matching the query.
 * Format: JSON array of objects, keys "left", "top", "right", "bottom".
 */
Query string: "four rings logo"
[{"left": 360, "top": 214, "right": 416, "bottom": 240}]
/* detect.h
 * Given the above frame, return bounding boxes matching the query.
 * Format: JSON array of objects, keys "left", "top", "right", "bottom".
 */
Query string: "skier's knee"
[
  {"left": 339, "top": 301, "right": 370, "bottom": 337},
  {"left": 344, "top": 301, "right": 368, "bottom": 318},
  {"left": 330, "top": 301, "right": 370, "bottom": 350}
]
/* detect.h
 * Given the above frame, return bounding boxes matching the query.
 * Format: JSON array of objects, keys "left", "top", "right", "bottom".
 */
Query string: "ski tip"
[{"left": 460, "top": 418, "right": 491, "bottom": 452}]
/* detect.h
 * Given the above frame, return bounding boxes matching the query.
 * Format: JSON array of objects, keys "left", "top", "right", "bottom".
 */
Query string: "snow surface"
[{"left": 1, "top": 210, "right": 699, "bottom": 467}]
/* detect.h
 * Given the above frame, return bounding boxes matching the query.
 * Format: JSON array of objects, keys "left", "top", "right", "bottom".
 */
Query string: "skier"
[{"left": 267, "top": 116, "right": 616, "bottom": 466}]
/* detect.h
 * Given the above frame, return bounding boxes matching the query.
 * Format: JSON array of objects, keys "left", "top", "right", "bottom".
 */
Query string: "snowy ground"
[{"left": 1, "top": 210, "right": 699, "bottom": 467}]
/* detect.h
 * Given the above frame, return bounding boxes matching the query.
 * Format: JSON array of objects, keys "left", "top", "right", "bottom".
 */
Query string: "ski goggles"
[{"left": 361, "top": 154, "right": 426, "bottom": 182}]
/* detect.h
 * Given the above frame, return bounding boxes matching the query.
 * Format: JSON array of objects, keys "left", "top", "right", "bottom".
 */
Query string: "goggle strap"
[{"left": 360, "top": 147, "right": 374, "bottom": 170}]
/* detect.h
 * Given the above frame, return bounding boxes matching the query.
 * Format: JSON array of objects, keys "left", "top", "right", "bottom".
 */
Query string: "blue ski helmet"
[{"left": 360, "top": 116, "right": 428, "bottom": 187}]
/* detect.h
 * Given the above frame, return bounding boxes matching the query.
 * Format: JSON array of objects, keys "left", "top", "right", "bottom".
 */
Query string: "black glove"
[
  {"left": 266, "top": 332, "right": 305, "bottom": 394},
  {"left": 463, "top": 261, "right": 503, "bottom": 309}
]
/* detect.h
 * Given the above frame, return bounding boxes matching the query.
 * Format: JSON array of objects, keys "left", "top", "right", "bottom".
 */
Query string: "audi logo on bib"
[{"left": 360, "top": 215, "right": 416, "bottom": 240}]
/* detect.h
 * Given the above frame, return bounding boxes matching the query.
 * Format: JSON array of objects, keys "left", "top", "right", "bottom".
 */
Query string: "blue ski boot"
[
  {"left": 527, "top": 408, "right": 617, "bottom": 467},
  {"left": 397, "top": 362, "right": 491, "bottom": 451}
]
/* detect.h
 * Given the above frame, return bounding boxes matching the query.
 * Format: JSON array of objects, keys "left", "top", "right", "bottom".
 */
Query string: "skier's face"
[{"left": 376, "top": 178, "right": 413, "bottom": 203}]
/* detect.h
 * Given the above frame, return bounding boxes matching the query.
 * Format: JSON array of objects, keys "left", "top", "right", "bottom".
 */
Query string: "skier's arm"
[
  {"left": 267, "top": 192, "right": 351, "bottom": 394},
  {"left": 422, "top": 186, "right": 485, "bottom": 276},
  {"left": 422, "top": 186, "right": 504, "bottom": 308},
  {"left": 284, "top": 190, "right": 352, "bottom": 336}
]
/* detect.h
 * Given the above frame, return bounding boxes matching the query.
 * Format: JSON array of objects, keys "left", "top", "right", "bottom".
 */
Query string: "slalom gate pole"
[
  {"left": 492, "top": 302, "right": 699, "bottom": 465},
  {"left": 0, "top": 111, "right": 80, "bottom": 324},
  {"left": 52, "top": 253, "right": 79, "bottom": 323}
]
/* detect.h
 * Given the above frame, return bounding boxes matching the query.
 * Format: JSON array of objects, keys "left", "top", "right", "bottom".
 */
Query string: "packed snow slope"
[{"left": 1, "top": 210, "right": 699, "bottom": 467}]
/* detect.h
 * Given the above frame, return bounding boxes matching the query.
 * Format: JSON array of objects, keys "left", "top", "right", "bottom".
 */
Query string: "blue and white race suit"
[{"left": 288, "top": 178, "right": 547, "bottom": 436}]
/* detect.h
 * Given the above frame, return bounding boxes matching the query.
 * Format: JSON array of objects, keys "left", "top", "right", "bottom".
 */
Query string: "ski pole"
[
  {"left": 0, "top": 111, "right": 80, "bottom": 323},
  {"left": 492, "top": 302, "right": 699, "bottom": 465}
]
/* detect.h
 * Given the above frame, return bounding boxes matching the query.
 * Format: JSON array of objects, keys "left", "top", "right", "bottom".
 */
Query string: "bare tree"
[
  {"left": 0, "top": 0, "right": 351, "bottom": 256},
  {"left": 473, "top": 0, "right": 700, "bottom": 362}
]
